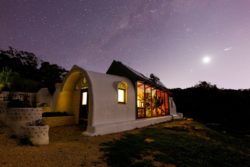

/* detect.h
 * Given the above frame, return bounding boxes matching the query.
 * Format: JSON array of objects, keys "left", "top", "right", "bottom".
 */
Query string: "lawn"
[{"left": 101, "top": 119, "right": 250, "bottom": 167}]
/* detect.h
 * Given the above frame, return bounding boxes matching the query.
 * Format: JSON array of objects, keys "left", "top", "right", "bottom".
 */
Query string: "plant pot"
[{"left": 23, "top": 125, "right": 49, "bottom": 145}]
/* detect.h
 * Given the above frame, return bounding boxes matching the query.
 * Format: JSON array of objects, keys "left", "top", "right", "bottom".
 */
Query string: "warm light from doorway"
[
  {"left": 82, "top": 92, "right": 88, "bottom": 105},
  {"left": 118, "top": 89, "right": 125, "bottom": 103}
]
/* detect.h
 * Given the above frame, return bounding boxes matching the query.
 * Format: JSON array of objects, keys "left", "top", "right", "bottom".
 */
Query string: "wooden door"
[{"left": 79, "top": 89, "right": 88, "bottom": 130}]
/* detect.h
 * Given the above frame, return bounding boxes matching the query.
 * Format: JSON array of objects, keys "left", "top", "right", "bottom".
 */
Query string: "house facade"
[{"left": 54, "top": 60, "right": 182, "bottom": 135}]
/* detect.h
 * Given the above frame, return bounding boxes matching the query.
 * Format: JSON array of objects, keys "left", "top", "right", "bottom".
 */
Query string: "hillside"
[
  {"left": 171, "top": 81, "right": 250, "bottom": 134},
  {"left": 1, "top": 119, "right": 249, "bottom": 167}
]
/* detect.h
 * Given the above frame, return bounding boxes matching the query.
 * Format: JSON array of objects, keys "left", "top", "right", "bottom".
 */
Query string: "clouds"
[{"left": 224, "top": 47, "right": 232, "bottom": 51}]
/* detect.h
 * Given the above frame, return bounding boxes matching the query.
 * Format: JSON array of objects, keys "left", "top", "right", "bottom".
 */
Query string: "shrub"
[
  {"left": 42, "top": 112, "right": 72, "bottom": 117},
  {"left": 7, "top": 100, "right": 31, "bottom": 108},
  {"left": 12, "top": 77, "right": 41, "bottom": 92},
  {"left": 19, "top": 137, "right": 33, "bottom": 146}
]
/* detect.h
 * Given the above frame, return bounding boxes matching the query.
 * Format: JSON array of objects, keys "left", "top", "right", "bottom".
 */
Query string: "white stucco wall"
[
  {"left": 36, "top": 88, "right": 52, "bottom": 106},
  {"left": 80, "top": 69, "right": 182, "bottom": 135},
  {"left": 86, "top": 71, "right": 136, "bottom": 131},
  {"left": 169, "top": 97, "right": 183, "bottom": 120},
  {"left": 169, "top": 97, "right": 177, "bottom": 115},
  {"left": 51, "top": 83, "right": 63, "bottom": 111}
]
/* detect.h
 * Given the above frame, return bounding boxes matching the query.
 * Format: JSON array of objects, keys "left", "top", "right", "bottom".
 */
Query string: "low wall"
[
  {"left": 0, "top": 91, "right": 36, "bottom": 106},
  {"left": 172, "top": 113, "right": 183, "bottom": 120},
  {"left": 43, "top": 116, "right": 75, "bottom": 127},
  {"left": 6, "top": 108, "right": 42, "bottom": 124},
  {"left": 6, "top": 107, "right": 43, "bottom": 136},
  {"left": 41, "top": 106, "right": 51, "bottom": 112}
]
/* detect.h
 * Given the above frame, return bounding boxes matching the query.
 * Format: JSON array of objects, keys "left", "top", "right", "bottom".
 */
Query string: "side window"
[{"left": 117, "top": 81, "right": 128, "bottom": 104}]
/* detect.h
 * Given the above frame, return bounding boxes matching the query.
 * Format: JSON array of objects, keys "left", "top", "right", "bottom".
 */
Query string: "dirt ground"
[{"left": 0, "top": 122, "right": 122, "bottom": 167}]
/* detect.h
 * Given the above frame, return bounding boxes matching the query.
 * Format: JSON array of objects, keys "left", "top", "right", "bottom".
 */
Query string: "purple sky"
[{"left": 1, "top": 0, "right": 250, "bottom": 89}]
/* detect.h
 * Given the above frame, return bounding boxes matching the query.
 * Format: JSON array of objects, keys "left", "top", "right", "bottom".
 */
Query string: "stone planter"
[
  {"left": 23, "top": 125, "right": 49, "bottom": 145},
  {"left": 6, "top": 108, "right": 43, "bottom": 136}
]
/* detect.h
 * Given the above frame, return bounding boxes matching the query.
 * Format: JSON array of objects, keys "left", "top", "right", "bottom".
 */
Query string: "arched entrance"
[{"left": 55, "top": 66, "right": 92, "bottom": 131}]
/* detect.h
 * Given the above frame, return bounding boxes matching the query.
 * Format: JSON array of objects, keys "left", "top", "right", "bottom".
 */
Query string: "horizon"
[{"left": 1, "top": 0, "right": 250, "bottom": 89}]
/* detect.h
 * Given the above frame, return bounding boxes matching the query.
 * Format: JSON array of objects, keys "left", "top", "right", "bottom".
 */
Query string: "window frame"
[
  {"left": 136, "top": 81, "right": 170, "bottom": 119},
  {"left": 117, "top": 81, "right": 128, "bottom": 104}
]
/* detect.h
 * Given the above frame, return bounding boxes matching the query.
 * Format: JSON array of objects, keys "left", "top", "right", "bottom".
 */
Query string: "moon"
[{"left": 202, "top": 56, "right": 211, "bottom": 64}]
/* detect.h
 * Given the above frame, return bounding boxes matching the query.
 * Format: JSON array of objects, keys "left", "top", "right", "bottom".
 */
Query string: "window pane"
[
  {"left": 82, "top": 92, "right": 87, "bottom": 105},
  {"left": 164, "top": 92, "right": 169, "bottom": 115},
  {"left": 157, "top": 90, "right": 165, "bottom": 116},
  {"left": 137, "top": 82, "right": 144, "bottom": 108},
  {"left": 118, "top": 89, "right": 125, "bottom": 102},
  {"left": 152, "top": 88, "right": 157, "bottom": 117},
  {"left": 136, "top": 81, "right": 169, "bottom": 119},
  {"left": 145, "top": 84, "right": 152, "bottom": 117},
  {"left": 137, "top": 81, "right": 145, "bottom": 118}
]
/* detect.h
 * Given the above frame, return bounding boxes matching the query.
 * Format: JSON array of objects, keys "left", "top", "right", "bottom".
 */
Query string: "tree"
[
  {"left": 0, "top": 47, "right": 68, "bottom": 93},
  {"left": 0, "top": 47, "right": 39, "bottom": 80},
  {"left": 193, "top": 81, "right": 217, "bottom": 89},
  {"left": 0, "top": 67, "right": 18, "bottom": 91},
  {"left": 39, "top": 61, "right": 67, "bottom": 93}
]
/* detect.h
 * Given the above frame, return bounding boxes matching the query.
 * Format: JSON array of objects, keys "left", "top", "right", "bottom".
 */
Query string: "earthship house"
[{"left": 54, "top": 60, "right": 182, "bottom": 135}]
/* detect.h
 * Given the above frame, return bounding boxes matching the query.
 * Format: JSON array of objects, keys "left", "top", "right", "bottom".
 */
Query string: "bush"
[
  {"left": 12, "top": 77, "right": 41, "bottom": 92},
  {"left": 19, "top": 137, "right": 33, "bottom": 146},
  {"left": 7, "top": 100, "right": 31, "bottom": 108},
  {"left": 170, "top": 82, "right": 250, "bottom": 134},
  {"left": 42, "top": 112, "right": 72, "bottom": 117}
]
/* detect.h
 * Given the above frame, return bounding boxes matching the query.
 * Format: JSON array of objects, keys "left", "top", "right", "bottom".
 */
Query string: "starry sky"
[{"left": 1, "top": 0, "right": 250, "bottom": 89}]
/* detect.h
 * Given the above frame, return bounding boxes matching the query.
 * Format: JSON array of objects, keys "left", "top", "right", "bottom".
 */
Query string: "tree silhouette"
[
  {"left": 0, "top": 67, "right": 17, "bottom": 91},
  {"left": 171, "top": 81, "right": 250, "bottom": 134},
  {"left": 194, "top": 81, "right": 217, "bottom": 89},
  {"left": 0, "top": 47, "right": 67, "bottom": 92},
  {"left": 39, "top": 61, "right": 67, "bottom": 93}
]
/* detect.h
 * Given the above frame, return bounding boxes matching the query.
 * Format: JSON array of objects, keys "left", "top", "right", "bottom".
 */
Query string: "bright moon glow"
[{"left": 202, "top": 56, "right": 211, "bottom": 64}]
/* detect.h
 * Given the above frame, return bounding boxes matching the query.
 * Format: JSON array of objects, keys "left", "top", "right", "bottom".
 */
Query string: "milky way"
[{"left": 1, "top": 0, "right": 250, "bottom": 89}]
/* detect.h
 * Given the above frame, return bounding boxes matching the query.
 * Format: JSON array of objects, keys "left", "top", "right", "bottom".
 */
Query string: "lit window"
[
  {"left": 82, "top": 92, "right": 87, "bottom": 105},
  {"left": 117, "top": 81, "right": 128, "bottom": 104},
  {"left": 118, "top": 89, "right": 125, "bottom": 103}
]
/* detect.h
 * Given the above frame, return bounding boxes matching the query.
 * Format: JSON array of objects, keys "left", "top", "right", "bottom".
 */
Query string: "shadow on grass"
[{"left": 101, "top": 121, "right": 250, "bottom": 167}]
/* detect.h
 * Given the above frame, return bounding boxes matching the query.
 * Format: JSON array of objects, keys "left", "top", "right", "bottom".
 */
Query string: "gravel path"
[{"left": 0, "top": 122, "right": 120, "bottom": 167}]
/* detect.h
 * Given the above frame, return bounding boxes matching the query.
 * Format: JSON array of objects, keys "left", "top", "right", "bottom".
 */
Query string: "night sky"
[{"left": 1, "top": 0, "right": 250, "bottom": 89}]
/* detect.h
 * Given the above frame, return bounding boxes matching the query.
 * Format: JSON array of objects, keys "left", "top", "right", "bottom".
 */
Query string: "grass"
[{"left": 101, "top": 119, "right": 250, "bottom": 167}]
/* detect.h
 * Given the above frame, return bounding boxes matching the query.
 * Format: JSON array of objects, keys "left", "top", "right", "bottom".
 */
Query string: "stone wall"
[
  {"left": 5, "top": 108, "right": 43, "bottom": 136},
  {"left": 0, "top": 91, "right": 36, "bottom": 106},
  {"left": 1, "top": 107, "right": 50, "bottom": 145}
]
